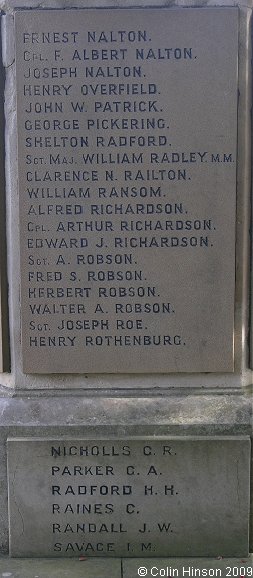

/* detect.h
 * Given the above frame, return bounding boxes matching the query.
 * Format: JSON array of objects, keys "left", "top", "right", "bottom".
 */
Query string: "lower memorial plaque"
[{"left": 7, "top": 437, "right": 250, "bottom": 557}]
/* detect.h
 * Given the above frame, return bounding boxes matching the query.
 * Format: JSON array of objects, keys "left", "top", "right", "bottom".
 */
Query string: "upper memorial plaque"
[{"left": 15, "top": 8, "right": 238, "bottom": 373}]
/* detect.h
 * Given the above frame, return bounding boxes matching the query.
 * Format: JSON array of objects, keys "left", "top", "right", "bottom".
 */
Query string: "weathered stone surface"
[
  {"left": 0, "top": 0, "right": 250, "bottom": 390},
  {"left": 7, "top": 436, "right": 250, "bottom": 557},
  {"left": 0, "top": 556, "right": 121, "bottom": 577},
  {"left": 14, "top": 8, "right": 238, "bottom": 373}
]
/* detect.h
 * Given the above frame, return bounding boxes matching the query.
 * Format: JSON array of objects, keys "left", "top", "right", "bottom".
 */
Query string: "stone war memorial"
[{"left": 0, "top": 0, "right": 252, "bottom": 571}]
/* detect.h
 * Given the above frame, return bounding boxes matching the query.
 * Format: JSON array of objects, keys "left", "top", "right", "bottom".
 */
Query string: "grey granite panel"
[{"left": 14, "top": 8, "right": 238, "bottom": 373}]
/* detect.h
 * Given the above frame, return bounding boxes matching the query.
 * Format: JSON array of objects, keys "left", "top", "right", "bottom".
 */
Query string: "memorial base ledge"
[{"left": 0, "top": 386, "right": 251, "bottom": 557}]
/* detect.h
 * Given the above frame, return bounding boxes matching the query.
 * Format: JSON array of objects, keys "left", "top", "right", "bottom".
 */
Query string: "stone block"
[
  {"left": 7, "top": 436, "right": 250, "bottom": 557},
  {"left": 14, "top": 7, "right": 238, "bottom": 373}
]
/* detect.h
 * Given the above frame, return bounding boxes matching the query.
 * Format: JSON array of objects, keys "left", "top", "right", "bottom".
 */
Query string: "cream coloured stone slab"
[
  {"left": 15, "top": 8, "right": 238, "bottom": 373},
  {"left": 7, "top": 436, "right": 250, "bottom": 557}
]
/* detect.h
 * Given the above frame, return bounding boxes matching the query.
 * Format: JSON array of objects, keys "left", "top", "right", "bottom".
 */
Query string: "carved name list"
[
  {"left": 15, "top": 8, "right": 238, "bottom": 372},
  {"left": 7, "top": 437, "right": 250, "bottom": 557}
]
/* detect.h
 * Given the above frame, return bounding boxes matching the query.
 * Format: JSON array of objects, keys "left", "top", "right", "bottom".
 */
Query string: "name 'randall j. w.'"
[{"left": 0, "top": 0, "right": 251, "bottom": 571}]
